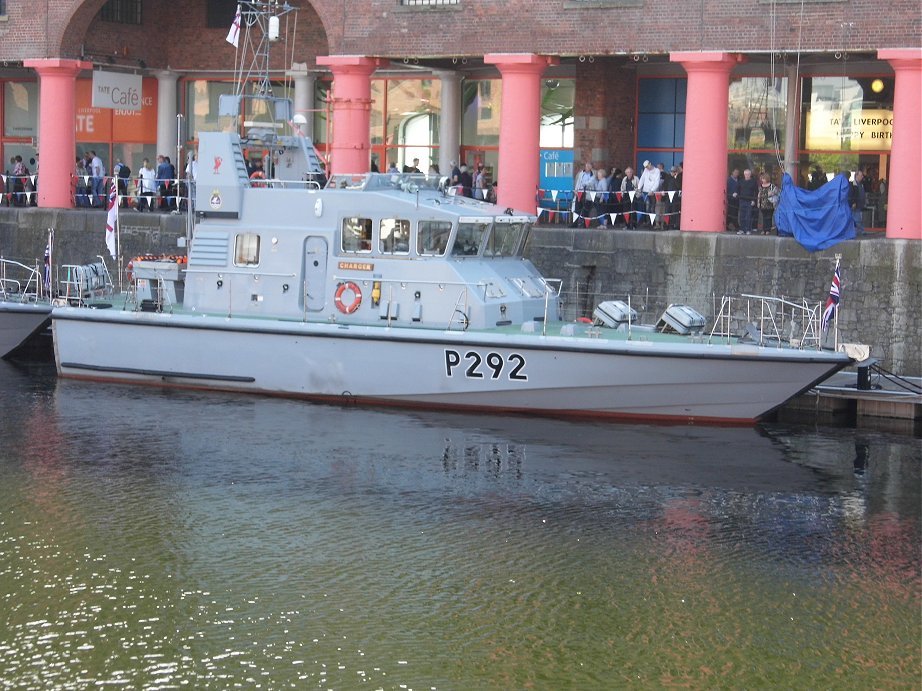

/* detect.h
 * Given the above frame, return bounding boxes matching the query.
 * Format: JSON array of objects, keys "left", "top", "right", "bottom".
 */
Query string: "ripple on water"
[{"left": 0, "top": 372, "right": 918, "bottom": 688}]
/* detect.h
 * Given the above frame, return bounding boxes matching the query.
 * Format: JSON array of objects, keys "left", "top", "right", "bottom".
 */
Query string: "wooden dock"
[{"left": 783, "top": 370, "right": 921, "bottom": 431}]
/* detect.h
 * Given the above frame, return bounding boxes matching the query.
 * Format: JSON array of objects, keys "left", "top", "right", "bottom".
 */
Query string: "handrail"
[
  {"left": 0, "top": 258, "right": 44, "bottom": 302},
  {"left": 708, "top": 293, "right": 824, "bottom": 350}
]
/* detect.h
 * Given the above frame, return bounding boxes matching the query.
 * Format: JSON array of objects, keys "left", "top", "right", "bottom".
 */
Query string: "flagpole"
[
  {"left": 116, "top": 182, "right": 122, "bottom": 293},
  {"left": 833, "top": 253, "right": 841, "bottom": 352}
]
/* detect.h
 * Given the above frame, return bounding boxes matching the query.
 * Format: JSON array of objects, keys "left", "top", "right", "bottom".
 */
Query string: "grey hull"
[
  {"left": 0, "top": 302, "right": 52, "bottom": 358},
  {"left": 52, "top": 308, "right": 849, "bottom": 423}
]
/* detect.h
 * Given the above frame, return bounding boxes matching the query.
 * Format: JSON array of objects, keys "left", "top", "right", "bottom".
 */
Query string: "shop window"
[
  {"left": 379, "top": 219, "right": 411, "bottom": 255},
  {"left": 728, "top": 77, "right": 787, "bottom": 151},
  {"left": 417, "top": 221, "right": 451, "bottom": 256},
  {"left": 183, "top": 79, "right": 292, "bottom": 137},
  {"left": 4, "top": 81, "right": 38, "bottom": 138},
  {"left": 100, "top": 0, "right": 142, "bottom": 25},
  {"left": 382, "top": 78, "right": 441, "bottom": 171},
  {"left": 540, "top": 79, "right": 574, "bottom": 148},
  {"left": 801, "top": 76, "right": 893, "bottom": 152},
  {"left": 0, "top": 1, "right": 6, "bottom": 16},
  {"left": 342, "top": 217, "right": 373, "bottom": 253},
  {"left": 636, "top": 78, "right": 687, "bottom": 172},
  {"left": 462, "top": 79, "right": 501, "bottom": 148},
  {"left": 234, "top": 233, "right": 260, "bottom": 267}
]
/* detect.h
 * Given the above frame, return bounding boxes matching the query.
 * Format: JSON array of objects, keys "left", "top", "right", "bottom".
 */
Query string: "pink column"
[
  {"left": 24, "top": 59, "right": 91, "bottom": 208},
  {"left": 670, "top": 52, "right": 739, "bottom": 232},
  {"left": 879, "top": 49, "right": 922, "bottom": 240},
  {"left": 484, "top": 53, "right": 558, "bottom": 214},
  {"left": 315, "top": 56, "right": 381, "bottom": 175}
]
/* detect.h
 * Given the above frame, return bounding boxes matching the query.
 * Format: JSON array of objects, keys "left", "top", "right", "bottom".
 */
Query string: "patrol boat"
[
  {"left": 50, "top": 129, "right": 853, "bottom": 422},
  {"left": 50, "top": 3, "right": 852, "bottom": 424}
]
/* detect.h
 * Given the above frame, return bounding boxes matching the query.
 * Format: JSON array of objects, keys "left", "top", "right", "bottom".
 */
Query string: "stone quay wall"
[
  {"left": 526, "top": 228, "right": 920, "bottom": 377},
  {"left": 2, "top": 209, "right": 918, "bottom": 376}
]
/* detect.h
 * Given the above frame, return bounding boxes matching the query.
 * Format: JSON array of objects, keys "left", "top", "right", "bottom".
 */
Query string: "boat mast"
[{"left": 229, "top": 1, "right": 297, "bottom": 178}]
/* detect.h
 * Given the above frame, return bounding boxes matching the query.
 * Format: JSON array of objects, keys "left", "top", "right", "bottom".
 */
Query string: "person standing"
[
  {"left": 137, "top": 158, "right": 157, "bottom": 211},
  {"left": 593, "top": 168, "right": 611, "bottom": 227},
  {"left": 620, "top": 166, "right": 640, "bottom": 229},
  {"left": 849, "top": 170, "right": 867, "bottom": 237},
  {"left": 90, "top": 150, "right": 106, "bottom": 207},
  {"left": 726, "top": 168, "right": 740, "bottom": 232},
  {"left": 11, "top": 156, "right": 27, "bottom": 206},
  {"left": 75, "top": 157, "right": 90, "bottom": 207},
  {"left": 736, "top": 168, "right": 758, "bottom": 235},
  {"left": 756, "top": 172, "right": 779, "bottom": 234},
  {"left": 458, "top": 164, "right": 473, "bottom": 198},
  {"left": 156, "top": 155, "right": 176, "bottom": 211},
  {"left": 571, "top": 161, "right": 595, "bottom": 226},
  {"left": 637, "top": 160, "right": 661, "bottom": 226},
  {"left": 473, "top": 164, "right": 486, "bottom": 200}
]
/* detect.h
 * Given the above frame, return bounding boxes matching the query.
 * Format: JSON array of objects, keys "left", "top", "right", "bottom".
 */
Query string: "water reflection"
[{"left": 0, "top": 360, "right": 919, "bottom": 688}]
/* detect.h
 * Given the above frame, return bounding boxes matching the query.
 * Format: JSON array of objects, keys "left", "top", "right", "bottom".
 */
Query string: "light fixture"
[{"left": 871, "top": 78, "right": 884, "bottom": 93}]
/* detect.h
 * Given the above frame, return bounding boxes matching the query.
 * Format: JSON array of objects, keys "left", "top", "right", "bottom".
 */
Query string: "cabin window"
[
  {"left": 234, "top": 233, "right": 260, "bottom": 266},
  {"left": 342, "top": 217, "right": 373, "bottom": 253},
  {"left": 379, "top": 219, "right": 411, "bottom": 255},
  {"left": 451, "top": 222, "right": 489, "bottom": 257},
  {"left": 485, "top": 222, "right": 525, "bottom": 257},
  {"left": 417, "top": 221, "right": 452, "bottom": 256}
]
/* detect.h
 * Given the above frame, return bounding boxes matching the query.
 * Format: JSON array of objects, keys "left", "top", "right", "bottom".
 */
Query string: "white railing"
[
  {"left": 709, "top": 294, "right": 823, "bottom": 349},
  {"left": 0, "top": 258, "right": 44, "bottom": 302},
  {"left": 58, "top": 258, "right": 115, "bottom": 306}
]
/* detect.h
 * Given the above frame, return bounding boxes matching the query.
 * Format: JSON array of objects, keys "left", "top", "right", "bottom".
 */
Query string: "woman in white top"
[{"left": 137, "top": 158, "right": 157, "bottom": 211}]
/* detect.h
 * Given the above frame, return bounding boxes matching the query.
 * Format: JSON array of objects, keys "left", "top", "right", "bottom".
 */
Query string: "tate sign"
[{"left": 91, "top": 70, "right": 143, "bottom": 112}]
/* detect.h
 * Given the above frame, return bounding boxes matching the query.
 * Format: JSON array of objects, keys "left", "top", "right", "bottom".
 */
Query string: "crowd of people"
[
  {"left": 559, "top": 160, "right": 683, "bottom": 230},
  {"left": 727, "top": 164, "right": 879, "bottom": 236},
  {"left": 73, "top": 151, "right": 196, "bottom": 212},
  {"left": 725, "top": 167, "right": 780, "bottom": 235},
  {"left": 1, "top": 154, "right": 39, "bottom": 207},
  {"left": 0, "top": 149, "right": 883, "bottom": 239}
]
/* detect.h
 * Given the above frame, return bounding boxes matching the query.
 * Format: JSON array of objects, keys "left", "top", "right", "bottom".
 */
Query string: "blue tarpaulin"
[{"left": 775, "top": 173, "right": 855, "bottom": 252}]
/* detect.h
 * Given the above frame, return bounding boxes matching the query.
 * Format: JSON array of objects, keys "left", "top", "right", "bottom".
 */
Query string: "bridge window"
[
  {"left": 485, "top": 222, "right": 525, "bottom": 257},
  {"left": 342, "top": 217, "right": 373, "bottom": 253},
  {"left": 234, "top": 233, "right": 260, "bottom": 267},
  {"left": 417, "top": 221, "right": 451, "bottom": 256},
  {"left": 451, "top": 222, "right": 489, "bottom": 257},
  {"left": 379, "top": 219, "right": 410, "bottom": 255}
]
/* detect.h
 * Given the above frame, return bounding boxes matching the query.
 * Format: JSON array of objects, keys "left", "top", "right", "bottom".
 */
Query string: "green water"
[{"left": 0, "top": 360, "right": 919, "bottom": 689}]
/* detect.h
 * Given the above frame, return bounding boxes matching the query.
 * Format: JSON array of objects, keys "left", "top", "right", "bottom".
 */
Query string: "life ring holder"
[{"left": 334, "top": 281, "right": 363, "bottom": 314}]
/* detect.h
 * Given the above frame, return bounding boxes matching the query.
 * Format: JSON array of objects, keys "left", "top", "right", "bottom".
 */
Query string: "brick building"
[{"left": 0, "top": 0, "right": 918, "bottom": 237}]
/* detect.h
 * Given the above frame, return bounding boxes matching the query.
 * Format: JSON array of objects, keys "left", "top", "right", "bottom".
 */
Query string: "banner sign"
[{"left": 91, "top": 70, "right": 143, "bottom": 111}]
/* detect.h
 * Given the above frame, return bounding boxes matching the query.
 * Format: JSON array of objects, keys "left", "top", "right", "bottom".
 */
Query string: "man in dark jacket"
[{"left": 736, "top": 168, "right": 758, "bottom": 235}]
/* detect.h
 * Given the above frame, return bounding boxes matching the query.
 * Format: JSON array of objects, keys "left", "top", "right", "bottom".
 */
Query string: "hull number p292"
[{"left": 444, "top": 349, "right": 528, "bottom": 381}]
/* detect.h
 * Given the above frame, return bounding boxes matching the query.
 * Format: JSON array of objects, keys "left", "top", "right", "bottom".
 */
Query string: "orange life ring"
[
  {"left": 249, "top": 170, "right": 266, "bottom": 188},
  {"left": 334, "top": 281, "right": 363, "bottom": 314}
]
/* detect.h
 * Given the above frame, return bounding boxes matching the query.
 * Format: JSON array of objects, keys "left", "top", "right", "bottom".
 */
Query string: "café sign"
[{"left": 91, "top": 70, "right": 143, "bottom": 112}]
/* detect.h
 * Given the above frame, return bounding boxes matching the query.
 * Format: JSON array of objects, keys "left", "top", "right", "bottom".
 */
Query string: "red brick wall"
[
  {"left": 0, "top": 0, "right": 917, "bottom": 65},
  {"left": 573, "top": 61, "right": 637, "bottom": 172}
]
